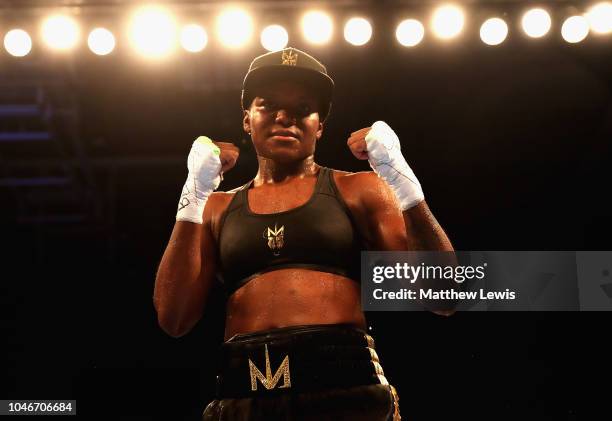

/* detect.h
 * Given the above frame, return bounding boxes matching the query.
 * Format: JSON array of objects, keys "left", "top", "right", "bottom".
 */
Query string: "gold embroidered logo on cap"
[
  {"left": 263, "top": 223, "right": 284, "bottom": 256},
  {"left": 281, "top": 49, "right": 298, "bottom": 66},
  {"left": 249, "top": 344, "right": 291, "bottom": 391}
]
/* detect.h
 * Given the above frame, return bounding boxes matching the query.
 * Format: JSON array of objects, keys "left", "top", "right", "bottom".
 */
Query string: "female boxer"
[{"left": 154, "top": 47, "right": 454, "bottom": 421}]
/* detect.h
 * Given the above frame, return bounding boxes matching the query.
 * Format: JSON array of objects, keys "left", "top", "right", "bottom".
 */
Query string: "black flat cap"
[{"left": 241, "top": 47, "right": 334, "bottom": 122}]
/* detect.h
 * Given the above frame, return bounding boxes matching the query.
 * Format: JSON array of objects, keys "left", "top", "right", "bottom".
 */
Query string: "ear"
[
  {"left": 316, "top": 121, "right": 324, "bottom": 140},
  {"left": 243, "top": 109, "right": 251, "bottom": 134}
]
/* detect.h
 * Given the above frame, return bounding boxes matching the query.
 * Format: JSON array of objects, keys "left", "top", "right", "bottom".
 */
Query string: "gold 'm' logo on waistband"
[{"left": 248, "top": 344, "right": 291, "bottom": 391}]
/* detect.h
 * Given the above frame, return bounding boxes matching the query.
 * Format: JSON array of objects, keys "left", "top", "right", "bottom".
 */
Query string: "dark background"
[{"left": 1, "top": 1, "right": 611, "bottom": 420}]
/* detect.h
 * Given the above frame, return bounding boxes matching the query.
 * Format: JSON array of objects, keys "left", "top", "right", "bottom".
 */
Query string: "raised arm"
[
  {"left": 153, "top": 202, "right": 219, "bottom": 337},
  {"left": 347, "top": 122, "right": 456, "bottom": 315},
  {"left": 342, "top": 172, "right": 452, "bottom": 252},
  {"left": 402, "top": 200, "right": 453, "bottom": 251},
  {"left": 153, "top": 137, "right": 238, "bottom": 337},
  {"left": 347, "top": 122, "right": 453, "bottom": 252}
]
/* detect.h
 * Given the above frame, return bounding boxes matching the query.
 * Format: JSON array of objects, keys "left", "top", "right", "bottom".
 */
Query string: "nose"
[{"left": 274, "top": 108, "right": 296, "bottom": 126}]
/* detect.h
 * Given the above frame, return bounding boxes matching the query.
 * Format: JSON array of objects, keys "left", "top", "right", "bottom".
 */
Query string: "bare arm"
[
  {"left": 347, "top": 172, "right": 452, "bottom": 252},
  {"left": 346, "top": 125, "right": 452, "bottom": 252},
  {"left": 346, "top": 123, "right": 457, "bottom": 314},
  {"left": 153, "top": 140, "right": 238, "bottom": 337},
  {"left": 153, "top": 196, "right": 219, "bottom": 337},
  {"left": 403, "top": 200, "right": 457, "bottom": 315},
  {"left": 402, "top": 200, "right": 454, "bottom": 251},
  {"left": 342, "top": 171, "right": 456, "bottom": 316}
]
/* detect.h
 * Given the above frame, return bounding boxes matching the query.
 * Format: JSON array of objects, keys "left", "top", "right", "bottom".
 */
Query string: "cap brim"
[{"left": 242, "top": 65, "right": 333, "bottom": 119}]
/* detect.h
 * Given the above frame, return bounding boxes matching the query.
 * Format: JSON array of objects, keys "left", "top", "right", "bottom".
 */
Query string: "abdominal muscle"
[{"left": 224, "top": 268, "right": 366, "bottom": 340}]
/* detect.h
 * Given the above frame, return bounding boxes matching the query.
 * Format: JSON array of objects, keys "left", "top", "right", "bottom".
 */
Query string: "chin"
[
  {"left": 269, "top": 151, "right": 302, "bottom": 164},
  {"left": 265, "top": 148, "right": 309, "bottom": 164}
]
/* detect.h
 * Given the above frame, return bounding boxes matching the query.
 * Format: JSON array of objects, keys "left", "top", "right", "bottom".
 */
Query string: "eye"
[
  {"left": 298, "top": 103, "right": 312, "bottom": 116},
  {"left": 262, "top": 100, "right": 278, "bottom": 110}
]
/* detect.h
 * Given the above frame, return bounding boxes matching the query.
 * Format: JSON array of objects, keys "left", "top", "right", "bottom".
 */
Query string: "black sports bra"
[{"left": 217, "top": 167, "right": 363, "bottom": 295}]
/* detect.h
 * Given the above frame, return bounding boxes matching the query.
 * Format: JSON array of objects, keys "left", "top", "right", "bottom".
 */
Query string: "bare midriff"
[{"left": 224, "top": 268, "right": 366, "bottom": 340}]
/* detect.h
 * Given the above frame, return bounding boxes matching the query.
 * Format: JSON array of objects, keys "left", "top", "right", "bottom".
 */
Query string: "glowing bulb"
[
  {"left": 585, "top": 2, "right": 612, "bottom": 34},
  {"left": 180, "top": 24, "right": 207, "bottom": 52},
  {"left": 561, "top": 16, "right": 589, "bottom": 43},
  {"left": 216, "top": 8, "right": 253, "bottom": 48},
  {"left": 431, "top": 5, "right": 465, "bottom": 39},
  {"left": 480, "top": 18, "right": 508, "bottom": 46},
  {"left": 302, "top": 11, "right": 333, "bottom": 44},
  {"left": 4, "top": 29, "right": 32, "bottom": 57},
  {"left": 42, "top": 15, "right": 79, "bottom": 50},
  {"left": 88, "top": 28, "right": 115, "bottom": 56},
  {"left": 260, "top": 25, "right": 288, "bottom": 52},
  {"left": 344, "top": 17, "right": 372, "bottom": 46},
  {"left": 129, "top": 6, "right": 178, "bottom": 58},
  {"left": 396, "top": 19, "right": 425, "bottom": 47},
  {"left": 521, "top": 8, "right": 552, "bottom": 38}
]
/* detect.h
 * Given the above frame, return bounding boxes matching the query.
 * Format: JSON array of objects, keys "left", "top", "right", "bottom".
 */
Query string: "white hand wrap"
[
  {"left": 175, "top": 136, "right": 222, "bottom": 224},
  {"left": 365, "top": 121, "right": 424, "bottom": 211}
]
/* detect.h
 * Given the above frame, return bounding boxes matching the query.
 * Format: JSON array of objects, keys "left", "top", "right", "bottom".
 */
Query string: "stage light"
[
  {"left": 180, "top": 24, "right": 207, "bottom": 52},
  {"left": 521, "top": 8, "right": 552, "bottom": 38},
  {"left": 480, "top": 18, "right": 508, "bottom": 46},
  {"left": 302, "top": 11, "right": 333, "bottom": 45},
  {"left": 4, "top": 29, "right": 32, "bottom": 57},
  {"left": 216, "top": 8, "right": 253, "bottom": 48},
  {"left": 431, "top": 4, "right": 465, "bottom": 39},
  {"left": 128, "top": 6, "right": 178, "bottom": 58},
  {"left": 585, "top": 2, "right": 612, "bottom": 34},
  {"left": 88, "top": 28, "right": 115, "bottom": 56},
  {"left": 41, "top": 15, "right": 79, "bottom": 50},
  {"left": 261, "top": 25, "right": 288, "bottom": 52},
  {"left": 396, "top": 19, "right": 425, "bottom": 47},
  {"left": 344, "top": 17, "right": 372, "bottom": 46},
  {"left": 561, "top": 16, "right": 589, "bottom": 43}
]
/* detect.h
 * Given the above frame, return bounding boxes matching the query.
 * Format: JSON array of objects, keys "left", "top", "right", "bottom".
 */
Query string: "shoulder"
[
  {"left": 204, "top": 187, "right": 242, "bottom": 240},
  {"left": 327, "top": 168, "right": 405, "bottom": 249},
  {"left": 331, "top": 169, "right": 381, "bottom": 189},
  {"left": 330, "top": 169, "right": 392, "bottom": 209},
  {"left": 206, "top": 190, "right": 237, "bottom": 212}
]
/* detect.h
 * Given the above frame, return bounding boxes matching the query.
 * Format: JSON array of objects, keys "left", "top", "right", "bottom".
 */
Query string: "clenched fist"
[
  {"left": 176, "top": 136, "right": 240, "bottom": 224},
  {"left": 214, "top": 141, "right": 240, "bottom": 174},
  {"left": 347, "top": 127, "right": 372, "bottom": 160},
  {"left": 347, "top": 121, "right": 424, "bottom": 211}
]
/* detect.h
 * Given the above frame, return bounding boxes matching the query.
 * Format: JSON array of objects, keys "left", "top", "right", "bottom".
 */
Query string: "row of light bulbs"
[{"left": 2, "top": 3, "right": 612, "bottom": 58}]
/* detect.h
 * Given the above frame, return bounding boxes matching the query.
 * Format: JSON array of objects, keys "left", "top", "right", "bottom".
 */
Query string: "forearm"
[
  {"left": 354, "top": 121, "right": 455, "bottom": 314},
  {"left": 154, "top": 137, "right": 225, "bottom": 336},
  {"left": 403, "top": 201, "right": 454, "bottom": 251},
  {"left": 154, "top": 221, "right": 206, "bottom": 336},
  {"left": 403, "top": 201, "right": 457, "bottom": 315}
]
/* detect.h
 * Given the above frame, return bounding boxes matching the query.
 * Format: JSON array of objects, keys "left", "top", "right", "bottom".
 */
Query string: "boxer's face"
[{"left": 243, "top": 79, "right": 323, "bottom": 163}]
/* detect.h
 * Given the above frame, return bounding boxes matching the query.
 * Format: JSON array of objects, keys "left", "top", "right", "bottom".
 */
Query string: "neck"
[{"left": 254, "top": 156, "right": 319, "bottom": 184}]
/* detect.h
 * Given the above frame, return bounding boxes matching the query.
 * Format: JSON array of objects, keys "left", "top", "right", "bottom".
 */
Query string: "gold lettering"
[{"left": 248, "top": 344, "right": 291, "bottom": 391}]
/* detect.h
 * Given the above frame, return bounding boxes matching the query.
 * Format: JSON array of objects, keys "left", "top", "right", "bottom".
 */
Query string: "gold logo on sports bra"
[
  {"left": 248, "top": 344, "right": 291, "bottom": 391},
  {"left": 281, "top": 49, "right": 298, "bottom": 66},
  {"left": 263, "top": 223, "right": 284, "bottom": 256}
]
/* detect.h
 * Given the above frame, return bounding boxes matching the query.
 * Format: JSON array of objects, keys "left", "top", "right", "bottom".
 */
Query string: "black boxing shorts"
[{"left": 202, "top": 323, "right": 401, "bottom": 421}]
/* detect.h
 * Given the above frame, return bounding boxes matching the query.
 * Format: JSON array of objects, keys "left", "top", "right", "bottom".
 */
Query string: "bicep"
[
  {"left": 197, "top": 197, "right": 221, "bottom": 301},
  {"left": 353, "top": 173, "right": 410, "bottom": 251}
]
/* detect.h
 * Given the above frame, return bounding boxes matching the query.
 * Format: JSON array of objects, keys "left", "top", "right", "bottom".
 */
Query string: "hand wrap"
[
  {"left": 365, "top": 121, "right": 424, "bottom": 211},
  {"left": 175, "top": 136, "right": 222, "bottom": 224}
]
